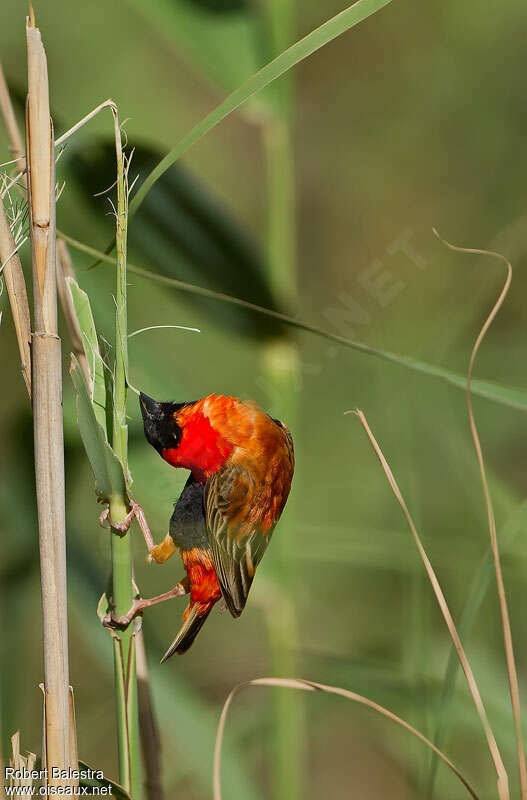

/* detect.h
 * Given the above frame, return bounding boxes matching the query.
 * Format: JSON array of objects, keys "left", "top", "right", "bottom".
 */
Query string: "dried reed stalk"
[
  {"left": 0, "top": 59, "right": 31, "bottom": 397},
  {"left": 0, "top": 199, "right": 31, "bottom": 396},
  {"left": 0, "top": 56, "right": 89, "bottom": 394},
  {"left": 0, "top": 62, "right": 25, "bottom": 171},
  {"left": 26, "top": 16, "right": 70, "bottom": 784}
]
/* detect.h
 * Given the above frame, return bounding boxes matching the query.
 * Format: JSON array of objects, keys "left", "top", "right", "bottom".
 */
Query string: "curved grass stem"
[{"left": 109, "top": 108, "right": 142, "bottom": 799}]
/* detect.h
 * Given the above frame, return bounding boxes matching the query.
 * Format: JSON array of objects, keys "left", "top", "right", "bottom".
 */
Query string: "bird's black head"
[{"left": 139, "top": 392, "right": 187, "bottom": 456}]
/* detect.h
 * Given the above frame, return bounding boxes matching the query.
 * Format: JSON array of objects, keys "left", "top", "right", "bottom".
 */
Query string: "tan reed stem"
[{"left": 26, "top": 15, "right": 70, "bottom": 785}]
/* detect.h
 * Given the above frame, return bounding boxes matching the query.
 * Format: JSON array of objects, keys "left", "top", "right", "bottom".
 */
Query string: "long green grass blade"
[
  {"left": 60, "top": 233, "right": 527, "bottom": 414},
  {"left": 129, "top": 0, "right": 394, "bottom": 217},
  {"left": 70, "top": 354, "right": 128, "bottom": 503}
]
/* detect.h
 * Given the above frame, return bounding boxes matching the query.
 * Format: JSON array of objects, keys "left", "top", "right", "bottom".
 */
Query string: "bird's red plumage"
[
  {"left": 181, "top": 548, "right": 221, "bottom": 618},
  {"left": 162, "top": 408, "right": 233, "bottom": 483},
  {"left": 151, "top": 394, "right": 294, "bottom": 650}
]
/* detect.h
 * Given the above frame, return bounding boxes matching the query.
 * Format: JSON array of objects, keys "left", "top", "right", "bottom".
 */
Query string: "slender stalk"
[
  {"left": 110, "top": 109, "right": 142, "bottom": 799},
  {"left": 437, "top": 235, "right": 527, "bottom": 799},
  {"left": 59, "top": 230, "right": 527, "bottom": 413},
  {"left": 25, "top": 16, "right": 70, "bottom": 784},
  {"left": 355, "top": 410, "right": 510, "bottom": 800},
  {"left": 31, "top": 92, "right": 154, "bottom": 798},
  {"left": 259, "top": 3, "right": 304, "bottom": 799}
]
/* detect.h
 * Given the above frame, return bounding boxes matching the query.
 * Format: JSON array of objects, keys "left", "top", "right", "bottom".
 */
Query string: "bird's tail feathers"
[{"left": 160, "top": 604, "right": 211, "bottom": 661}]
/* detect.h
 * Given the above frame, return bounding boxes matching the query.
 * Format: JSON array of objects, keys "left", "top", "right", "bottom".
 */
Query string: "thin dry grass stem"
[
  {"left": 54, "top": 99, "right": 117, "bottom": 148},
  {"left": 0, "top": 64, "right": 32, "bottom": 397},
  {"left": 0, "top": 62, "right": 25, "bottom": 173},
  {"left": 0, "top": 59, "right": 99, "bottom": 399},
  {"left": 0, "top": 197, "right": 31, "bottom": 395},
  {"left": 0, "top": 59, "right": 104, "bottom": 394},
  {"left": 353, "top": 410, "right": 509, "bottom": 800},
  {"left": 434, "top": 229, "right": 527, "bottom": 799},
  {"left": 26, "top": 15, "right": 70, "bottom": 784},
  {"left": 213, "top": 678, "right": 480, "bottom": 800},
  {"left": 56, "top": 239, "right": 90, "bottom": 384}
]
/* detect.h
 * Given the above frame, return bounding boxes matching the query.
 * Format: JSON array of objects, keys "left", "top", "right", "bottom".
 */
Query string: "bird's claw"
[
  {"left": 99, "top": 502, "right": 139, "bottom": 534},
  {"left": 102, "top": 597, "right": 143, "bottom": 630}
]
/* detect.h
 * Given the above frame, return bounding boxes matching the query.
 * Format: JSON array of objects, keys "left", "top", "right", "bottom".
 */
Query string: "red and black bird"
[{"left": 108, "top": 393, "right": 294, "bottom": 660}]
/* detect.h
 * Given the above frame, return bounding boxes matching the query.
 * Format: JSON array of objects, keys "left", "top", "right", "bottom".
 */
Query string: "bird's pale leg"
[
  {"left": 104, "top": 577, "right": 190, "bottom": 628},
  {"left": 126, "top": 502, "right": 174, "bottom": 563},
  {"left": 131, "top": 501, "right": 156, "bottom": 556},
  {"left": 100, "top": 500, "right": 176, "bottom": 564}
]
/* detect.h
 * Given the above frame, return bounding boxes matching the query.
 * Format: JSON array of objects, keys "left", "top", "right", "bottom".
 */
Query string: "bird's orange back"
[{"left": 173, "top": 394, "right": 294, "bottom": 532}]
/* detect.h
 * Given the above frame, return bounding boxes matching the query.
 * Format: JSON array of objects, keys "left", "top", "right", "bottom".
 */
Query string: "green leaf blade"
[
  {"left": 66, "top": 277, "right": 108, "bottom": 432},
  {"left": 70, "top": 354, "right": 128, "bottom": 505},
  {"left": 129, "top": 0, "right": 395, "bottom": 217}
]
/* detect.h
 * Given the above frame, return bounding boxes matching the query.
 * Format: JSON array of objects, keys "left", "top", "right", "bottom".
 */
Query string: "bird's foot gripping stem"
[
  {"left": 99, "top": 504, "right": 136, "bottom": 534},
  {"left": 102, "top": 579, "right": 190, "bottom": 629},
  {"left": 99, "top": 500, "right": 173, "bottom": 563}
]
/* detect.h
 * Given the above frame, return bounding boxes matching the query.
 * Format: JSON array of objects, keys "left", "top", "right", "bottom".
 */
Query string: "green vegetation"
[{"left": 1, "top": 1, "right": 527, "bottom": 798}]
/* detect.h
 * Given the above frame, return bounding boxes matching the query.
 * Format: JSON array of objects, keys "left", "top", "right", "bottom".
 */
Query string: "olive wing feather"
[{"left": 204, "top": 462, "right": 273, "bottom": 618}]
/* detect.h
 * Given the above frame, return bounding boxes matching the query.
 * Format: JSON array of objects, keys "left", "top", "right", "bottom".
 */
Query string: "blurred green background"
[{"left": 1, "top": 0, "right": 527, "bottom": 798}]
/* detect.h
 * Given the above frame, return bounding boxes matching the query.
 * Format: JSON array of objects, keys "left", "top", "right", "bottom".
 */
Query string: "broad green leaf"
[
  {"left": 66, "top": 277, "right": 107, "bottom": 431},
  {"left": 70, "top": 354, "right": 129, "bottom": 504},
  {"left": 78, "top": 760, "right": 132, "bottom": 800},
  {"left": 129, "top": 0, "right": 395, "bottom": 217}
]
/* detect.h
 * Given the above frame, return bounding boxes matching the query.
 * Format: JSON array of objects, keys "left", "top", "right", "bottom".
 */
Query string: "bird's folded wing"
[{"left": 204, "top": 461, "right": 272, "bottom": 618}]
